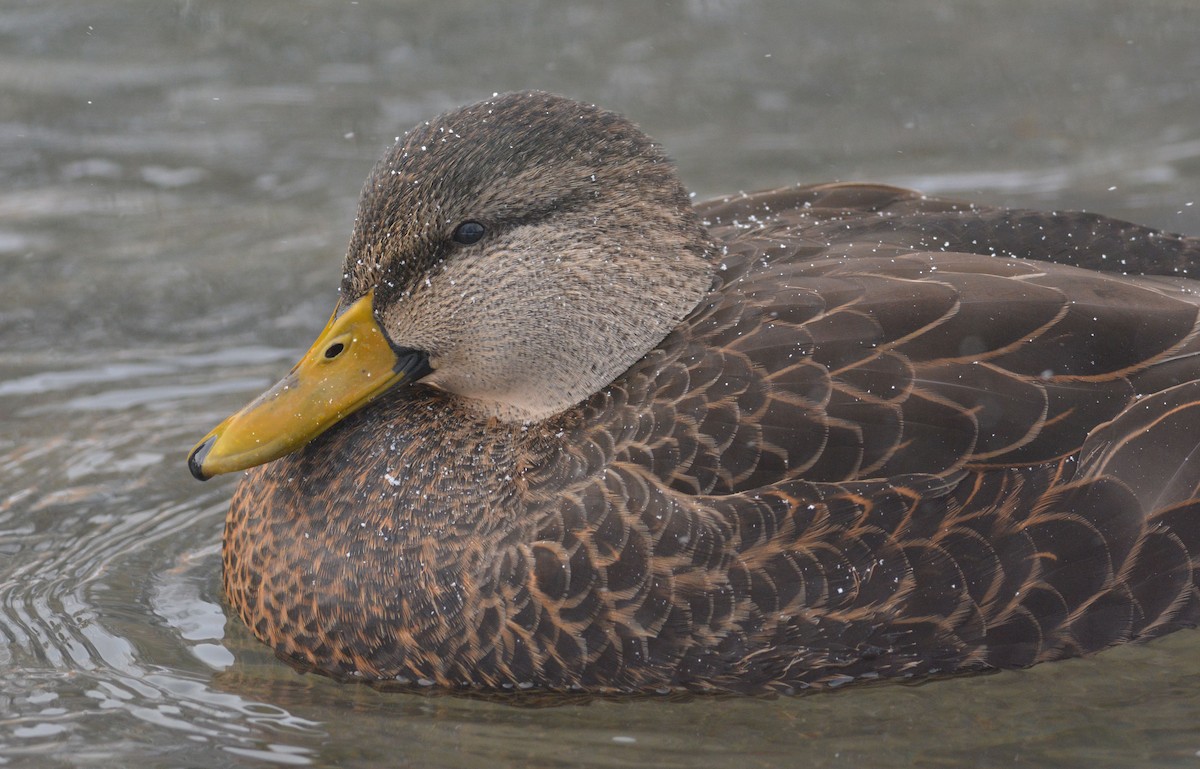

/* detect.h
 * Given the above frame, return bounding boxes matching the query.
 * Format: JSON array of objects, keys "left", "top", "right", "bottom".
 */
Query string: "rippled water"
[{"left": 3, "top": 1, "right": 1200, "bottom": 766}]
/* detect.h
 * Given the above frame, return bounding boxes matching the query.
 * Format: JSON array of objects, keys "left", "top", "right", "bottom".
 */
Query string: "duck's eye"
[{"left": 452, "top": 221, "right": 486, "bottom": 245}]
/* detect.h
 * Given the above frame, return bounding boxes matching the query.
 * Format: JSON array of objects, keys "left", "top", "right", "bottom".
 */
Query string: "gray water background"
[{"left": 2, "top": 1, "right": 1200, "bottom": 766}]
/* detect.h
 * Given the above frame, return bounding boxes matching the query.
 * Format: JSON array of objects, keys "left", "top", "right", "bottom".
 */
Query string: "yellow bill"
[{"left": 187, "top": 289, "right": 429, "bottom": 480}]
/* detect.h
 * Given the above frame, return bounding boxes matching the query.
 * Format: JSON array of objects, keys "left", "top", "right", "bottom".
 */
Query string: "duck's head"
[{"left": 188, "top": 92, "right": 714, "bottom": 480}]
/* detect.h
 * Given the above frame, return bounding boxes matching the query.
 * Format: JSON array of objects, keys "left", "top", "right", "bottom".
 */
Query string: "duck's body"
[{"left": 199, "top": 93, "right": 1200, "bottom": 694}]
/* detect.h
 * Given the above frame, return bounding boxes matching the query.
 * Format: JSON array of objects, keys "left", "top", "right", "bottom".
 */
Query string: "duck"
[{"left": 188, "top": 91, "right": 1200, "bottom": 694}]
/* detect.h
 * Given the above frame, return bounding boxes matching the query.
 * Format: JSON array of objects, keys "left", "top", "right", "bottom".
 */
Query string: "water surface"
[{"left": 3, "top": 2, "right": 1200, "bottom": 766}]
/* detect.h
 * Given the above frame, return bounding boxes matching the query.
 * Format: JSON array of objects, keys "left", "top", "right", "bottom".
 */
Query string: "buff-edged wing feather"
[{"left": 604, "top": 184, "right": 1200, "bottom": 498}]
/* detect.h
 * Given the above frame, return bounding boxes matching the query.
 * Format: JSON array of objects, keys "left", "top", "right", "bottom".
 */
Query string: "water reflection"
[{"left": 2, "top": 0, "right": 1199, "bottom": 766}]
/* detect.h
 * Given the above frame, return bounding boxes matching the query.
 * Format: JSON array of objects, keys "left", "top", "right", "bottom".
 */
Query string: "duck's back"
[{"left": 603, "top": 183, "right": 1200, "bottom": 494}]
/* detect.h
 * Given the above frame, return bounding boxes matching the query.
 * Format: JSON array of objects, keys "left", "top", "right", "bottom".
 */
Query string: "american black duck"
[{"left": 189, "top": 91, "right": 1200, "bottom": 694}]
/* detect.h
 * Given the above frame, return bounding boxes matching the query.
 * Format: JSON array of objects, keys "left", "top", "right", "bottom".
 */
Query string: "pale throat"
[{"left": 420, "top": 264, "right": 715, "bottom": 423}]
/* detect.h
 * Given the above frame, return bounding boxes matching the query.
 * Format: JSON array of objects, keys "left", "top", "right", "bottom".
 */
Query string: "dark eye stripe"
[{"left": 452, "top": 221, "right": 486, "bottom": 245}]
